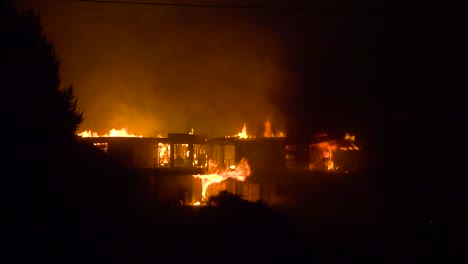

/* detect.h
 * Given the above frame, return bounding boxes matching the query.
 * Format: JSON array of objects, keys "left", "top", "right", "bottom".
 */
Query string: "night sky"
[{"left": 12, "top": 0, "right": 467, "bottom": 168}]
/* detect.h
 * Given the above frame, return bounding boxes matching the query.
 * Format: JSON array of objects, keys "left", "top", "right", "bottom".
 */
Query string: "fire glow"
[
  {"left": 263, "top": 120, "right": 285, "bottom": 137},
  {"left": 193, "top": 158, "right": 251, "bottom": 202},
  {"left": 78, "top": 128, "right": 143, "bottom": 138},
  {"left": 227, "top": 121, "right": 285, "bottom": 139}
]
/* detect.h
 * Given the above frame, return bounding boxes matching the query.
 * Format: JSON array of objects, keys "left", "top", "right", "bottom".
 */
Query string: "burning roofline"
[{"left": 76, "top": 133, "right": 341, "bottom": 147}]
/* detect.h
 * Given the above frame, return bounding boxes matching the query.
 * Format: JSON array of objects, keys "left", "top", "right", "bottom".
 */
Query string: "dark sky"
[{"left": 11, "top": 0, "right": 467, "bottom": 155}]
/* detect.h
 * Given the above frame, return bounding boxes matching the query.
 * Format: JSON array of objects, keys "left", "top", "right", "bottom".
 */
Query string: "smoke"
[{"left": 16, "top": 0, "right": 289, "bottom": 137}]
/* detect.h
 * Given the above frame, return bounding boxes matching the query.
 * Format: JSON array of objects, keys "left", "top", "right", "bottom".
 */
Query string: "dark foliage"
[
  {"left": 0, "top": 2, "right": 127, "bottom": 262},
  {"left": 207, "top": 190, "right": 267, "bottom": 207},
  {"left": 1, "top": 0, "right": 83, "bottom": 145},
  {"left": 139, "top": 191, "right": 311, "bottom": 263}
]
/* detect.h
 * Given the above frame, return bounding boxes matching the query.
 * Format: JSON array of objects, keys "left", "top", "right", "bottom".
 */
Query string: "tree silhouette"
[
  {"left": 1, "top": 0, "right": 82, "bottom": 145},
  {"left": 2, "top": 2, "right": 89, "bottom": 261}
]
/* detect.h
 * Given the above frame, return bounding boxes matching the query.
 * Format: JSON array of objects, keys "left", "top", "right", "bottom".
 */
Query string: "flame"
[
  {"left": 78, "top": 128, "right": 143, "bottom": 138},
  {"left": 226, "top": 123, "right": 254, "bottom": 139},
  {"left": 264, "top": 120, "right": 273, "bottom": 137},
  {"left": 189, "top": 128, "right": 194, "bottom": 135},
  {"left": 263, "top": 120, "right": 286, "bottom": 137},
  {"left": 158, "top": 143, "right": 170, "bottom": 167},
  {"left": 193, "top": 158, "right": 251, "bottom": 201},
  {"left": 237, "top": 123, "right": 249, "bottom": 138},
  {"left": 78, "top": 130, "right": 98, "bottom": 137},
  {"left": 227, "top": 121, "right": 285, "bottom": 139}
]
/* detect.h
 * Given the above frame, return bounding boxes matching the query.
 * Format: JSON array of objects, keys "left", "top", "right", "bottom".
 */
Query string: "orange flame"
[
  {"left": 193, "top": 158, "right": 251, "bottom": 201},
  {"left": 226, "top": 123, "right": 254, "bottom": 139},
  {"left": 78, "top": 128, "right": 143, "bottom": 138},
  {"left": 263, "top": 120, "right": 286, "bottom": 137},
  {"left": 227, "top": 121, "right": 285, "bottom": 139},
  {"left": 264, "top": 120, "right": 273, "bottom": 137},
  {"left": 237, "top": 123, "right": 249, "bottom": 138}
]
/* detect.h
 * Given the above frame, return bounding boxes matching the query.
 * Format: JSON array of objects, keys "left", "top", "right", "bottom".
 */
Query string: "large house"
[{"left": 78, "top": 132, "right": 363, "bottom": 205}]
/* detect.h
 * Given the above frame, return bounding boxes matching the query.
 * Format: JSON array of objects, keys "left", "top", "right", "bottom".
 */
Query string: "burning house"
[{"left": 78, "top": 124, "right": 362, "bottom": 206}]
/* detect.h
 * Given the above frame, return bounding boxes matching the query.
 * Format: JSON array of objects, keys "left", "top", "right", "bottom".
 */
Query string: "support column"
[
  {"left": 188, "top": 143, "right": 194, "bottom": 168},
  {"left": 170, "top": 143, "right": 175, "bottom": 168}
]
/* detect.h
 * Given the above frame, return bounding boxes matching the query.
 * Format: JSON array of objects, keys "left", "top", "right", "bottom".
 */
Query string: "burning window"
[
  {"left": 174, "top": 143, "right": 189, "bottom": 167},
  {"left": 157, "top": 143, "right": 170, "bottom": 167},
  {"left": 193, "top": 144, "right": 207, "bottom": 168},
  {"left": 308, "top": 141, "right": 337, "bottom": 171},
  {"left": 93, "top": 142, "right": 108, "bottom": 153}
]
